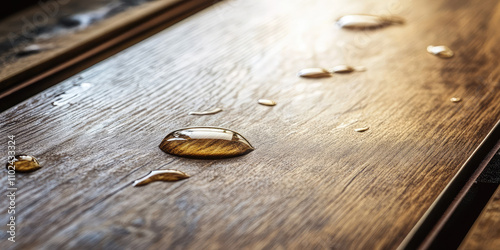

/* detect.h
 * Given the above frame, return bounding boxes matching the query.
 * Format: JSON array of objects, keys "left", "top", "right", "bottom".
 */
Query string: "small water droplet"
[
  {"left": 159, "top": 127, "right": 254, "bottom": 159},
  {"left": 258, "top": 99, "right": 277, "bottom": 106},
  {"left": 354, "top": 127, "right": 369, "bottom": 132},
  {"left": 6, "top": 155, "right": 41, "bottom": 172},
  {"left": 133, "top": 170, "right": 189, "bottom": 187},
  {"left": 298, "top": 68, "right": 331, "bottom": 78},
  {"left": 332, "top": 65, "right": 355, "bottom": 73},
  {"left": 450, "top": 97, "right": 462, "bottom": 103},
  {"left": 336, "top": 14, "right": 404, "bottom": 29},
  {"left": 189, "top": 108, "right": 223, "bottom": 115},
  {"left": 427, "top": 45, "right": 454, "bottom": 58}
]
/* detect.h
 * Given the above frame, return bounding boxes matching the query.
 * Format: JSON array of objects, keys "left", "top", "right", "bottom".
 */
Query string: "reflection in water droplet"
[
  {"left": 332, "top": 65, "right": 355, "bottom": 74},
  {"left": 6, "top": 155, "right": 41, "bottom": 172},
  {"left": 189, "top": 108, "right": 223, "bottom": 115},
  {"left": 258, "top": 99, "right": 277, "bottom": 106},
  {"left": 450, "top": 97, "right": 462, "bottom": 103},
  {"left": 159, "top": 127, "right": 254, "bottom": 159},
  {"left": 298, "top": 68, "right": 331, "bottom": 78},
  {"left": 336, "top": 14, "right": 404, "bottom": 29},
  {"left": 354, "top": 127, "right": 369, "bottom": 132},
  {"left": 427, "top": 45, "right": 454, "bottom": 58},
  {"left": 133, "top": 169, "right": 190, "bottom": 186}
]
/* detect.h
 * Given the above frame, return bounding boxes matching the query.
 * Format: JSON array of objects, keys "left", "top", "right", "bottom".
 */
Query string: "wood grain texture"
[
  {"left": 1, "top": 0, "right": 500, "bottom": 249},
  {"left": 0, "top": 0, "right": 182, "bottom": 92},
  {"left": 460, "top": 186, "right": 500, "bottom": 249}
]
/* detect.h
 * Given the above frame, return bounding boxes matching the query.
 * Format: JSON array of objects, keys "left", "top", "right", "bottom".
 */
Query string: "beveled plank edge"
[
  {"left": 0, "top": 0, "right": 218, "bottom": 112},
  {"left": 398, "top": 119, "right": 500, "bottom": 249}
]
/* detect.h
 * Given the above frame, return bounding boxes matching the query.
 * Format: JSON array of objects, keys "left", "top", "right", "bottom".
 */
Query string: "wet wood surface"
[
  {"left": 460, "top": 186, "right": 500, "bottom": 249},
  {"left": 1, "top": 0, "right": 500, "bottom": 248}
]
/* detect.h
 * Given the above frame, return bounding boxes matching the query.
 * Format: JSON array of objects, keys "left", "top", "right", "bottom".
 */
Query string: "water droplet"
[
  {"left": 159, "top": 127, "right": 254, "bottom": 159},
  {"left": 298, "top": 68, "right": 331, "bottom": 78},
  {"left": 51, "top": 101, "right": 66, "bottom": 106},
  {"left": 354, "top": 127, "right": 369, "bottom": 132},
  {"left": 336, "top": 15, "right": 404, "bottom": 29},
  {"left": 258, "top": 99, "right": 277, "bottom": 106},
  {"left": 450, "top": 97, "right": 462, "bottom": 103},
  {"left": 427, "top": 45, "right": 454, "bottom": 58},
  {"left": 6, "top": 155, "right": 41, "bottom": 172},
  {"left": 133, "top": 170, "right": 190, "bottom": 187},
  {"left": 332, "top": 65, "right": 355, "bottom": 73},
  {"left": 189, "top": 108, "right": 223, "bottom": 115}
]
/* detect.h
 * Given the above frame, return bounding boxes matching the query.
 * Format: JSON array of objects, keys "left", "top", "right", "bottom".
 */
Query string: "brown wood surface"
[
  {"left": 0, "top": 0, "right": 182, "bottom": 94},
  {"left": 460, "top": 186, "right": 500, "bottom": 250},
  {"left": 0, "top": 0, "right": 179, "bottom": 79},
  {"left": 1, "top": 0, "right": 500, "bottom": 249}
]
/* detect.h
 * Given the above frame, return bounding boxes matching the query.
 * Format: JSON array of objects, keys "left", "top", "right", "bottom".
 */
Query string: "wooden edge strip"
[
  {"left": 0, "top": 0, "right": 216, "bottom": 111},
  {"left": 398, "top": 118, "right": 500, "bottom": 249}
]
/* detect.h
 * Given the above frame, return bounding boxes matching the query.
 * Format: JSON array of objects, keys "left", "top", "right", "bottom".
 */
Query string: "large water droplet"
[
  {"left": 6, "top": 155, "right": 41, "bottom": 172},
  {"left": 298, "top": 68, "right": 331, "bottom": 78},
  {"left": 159, "top": 127, "right": 254, "bottom": 159},
  {"left": 427, "top": 45, "right": 454, "bottom": 58},
  {"left": 133, "top": 170, "right": 190, "bottom": 186},
  {"left": 336, "top": 14, "right": 404, "bottom": 29}
]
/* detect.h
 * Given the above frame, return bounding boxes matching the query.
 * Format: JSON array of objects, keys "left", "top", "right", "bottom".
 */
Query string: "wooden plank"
[
  {"left": 0, "top": 0, "right": 215, "bottom": 108},
  {"left": 460, "top": 186, "right": 500, "bottom": 249},
  {"left": 0, "top": 0, "right": 178, "bottom": 89},
  {"left": 400, "top": 125, "right": 500, "bottom": 248},
  {"left": 1, "top": 0, "right": 500, "bottom": 248}
]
